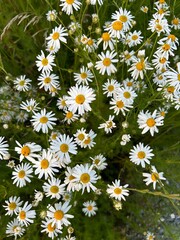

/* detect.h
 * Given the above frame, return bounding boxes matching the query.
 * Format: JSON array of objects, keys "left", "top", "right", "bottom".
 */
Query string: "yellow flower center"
[
  {"left": 162, "top": 43, "right": 170, "bottom": 51},
  {"left": 107, "top": 121, "right": 113, "bottom": 128},
  {"left": 160, "top": 111, "right": 165, "bottom": 117},
  {"left": 50, "top": 14, "right": 56, "bottom": 21},
  {"left": 40, "top": 116, "right": 48, "bottom": 124},
  {"left": 116, "top": 100, "right": 124, "bottom": 108},
  {"left": 41, "top": 58, "right": 48, "bottom": 66},
  {"left": 44, "top": 77, "right": 51, "bottom": 84},
  {"left": 18, "top": 170, "right": 26, "bottom": 178},
  {"left": 168, "top": 34, "right": 176, "bottom": 41},
  {"left": 108, "top": 85, "right": 114, "bottom": 92},
  {"left": 87, "top": 205, "right": 93, "bottom": 211},
  {"left": 159, "top": 57, "right": 166, "bottom": 64},
  {"left": 172, "top": 18, "right": 179, "bottom": 25},
  {"left": 103, "top": 58, "right": 111, "bottom": 67},
  {"left": 51, "top": 133, "right": 57, "bottom": 140},
  {"left": 119, "top": 15, "right": 127, "bottom": 22},
  {"left": 61, "top": 99, "right": 66, "bottom": 106},
  {"left": 19, "top": 80, "right": 25, "bottom": 86},
  {"left": 69, "top": 175, "right": 75, "bottom": 181},
  {"left": 80, "top": 72, "right": 87, "bottom": 79},
  {"left": 21, "top": 146, "right": 31, "bottom": 156},
  {"left": 47, "top": 222, "right": 56, "bottom": 232},
  {"left": 132, "top": 35, "right": 138, "bottom": 40},
  {"left": 123, "top": 91, "right": 131, "bottom": 99},
  {"left": 155, "top": 24, "right": 163, "bottom": 31},
  {"left": 66, "top": 111, "right": 73, "bottom": 119},
  {"left": 158, "top": 75, "right": 163, "bottom": 80},
  {"left": 136, "top": 62, "right": 144, "bottom": 71},
  {"left": 83, "top": 137, "right": 91, "bottom": 145},
  {"left": 159, "top": 0, "right": 165, "bottom": 3},
  {"left": 127, "top": 81, "right": 133, "bottom": 87},
  {"left": 19, "top": 210, "right": 26, "bottom": 220},
  {"left": 75, "top": 94, "right": 85, "bottom": 104},
  {"left": 137, "top": 151, "right": 146, "bottom": 159},
  {"left": 80, "top": 173, "right": 90, "bottom": 183},
  {"left": 102, "top": 32, "right": 110, "bottom": 41},
  {"left": 158, "top": 8, "right": 164, "bottom": 15},
  {"left": 125, "top": 53, "right": 131, "bottom": 59},
  {"left": 78, "top": 133, "right": 85, "bottom": 141},
  {"left": 114, "top": 187, "right": 122, "bottom": 194},
  {"left": 54, "top": 210, "right": 64, "bottom": 220},
  {"left": 87, "top": 39, "right": 94, "bottom": 46},
  {"left": 112, "top": 21, "right": 123, "bottom": 31},
  {"left": 50, "top": 186, "right": 59, "bottom": 193},
  {"left": 148, "top": 235, "right": 154, "bottom": 240},
  {"left": 52, "top": 32, "right": 60, "bottom": 40},
  {"left": 167, "top": 86, "right": 175, "bottom": 93},
  {"left": 177, "top": 74, "right": 180, "bottom": 81},
  {"left": 94, "top": 159, "right": 100, "bottom": 165},
  {"left": 9, "top": 202, "right": 17, "bottom": 210},
  {"left": 60, "top": 143, "right": 69, "bottom": 153},
  {"left": 151, "top": 172, "right": 159, "bottom": 181},
  {"left": 40, "top": 159, "right": 49, "bottom": 169},
  {"left": 146, "top": 118, "right": 155, "bottom": 127}
]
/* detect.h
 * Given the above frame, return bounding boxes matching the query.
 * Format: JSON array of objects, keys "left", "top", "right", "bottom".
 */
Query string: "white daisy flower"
[
  {"left": 126, "top": 30, "right": 143, "bottom": 47},
  {"left": 6, "top": 219, "right": 25, "bottom": 239},
  {"left": 172, "top": 92, "right": 180, "bottom": 110},
  {"left": 156, "top": 41, "right": 176, "bottom": 60},
  {"left": 59, "top": 0, "right": 81, "bottom": 15},
  {"left": 90, "top": 0, "right": 103, "bottom": 5},
  {"left": 82, "top": 200, "right": 98, "bottom": 217},
  {"left": 17, "top": 201, "right": 36, "bottom": 226},
  {"left": 0, "top": 136, "right": 9, "bottom": 160},
  {"left": 46, "top": 25, "right": 68, "bottom": 51},
  {"left": 97, "top": 31, "right": 116, "bottom": 51},
  {"left": 3, "top": 196, "right": 23, "bottom": 216},
  {"left": 36, "top": 50, "right": 56, "bottom": 73},
  {"left": 102, "top": 79, "right": 121, "bottom": 97},
  {"left": 47, "top": 201, "right": 74, "bottom": 229},
  {"left": 43, "top": 177, "right": 65, "bottom": 199},
  {"left": 74, "top": 66, "right": 94, "bottom": 85},
  {"left": 34, "top": 190, "right": 44, "bottom": 202},
  {"left": 20, "top": 99, "right": 39, "bottom": 112},
  {"left": 37, "top": 72, "right": 59, "bottom": 92},
  {"left": 143, "top": 165, "right": 166, "bottom": 189},
  {"left": 41, "top": 217, "right": 62, "bottom": 239},
  {"left": 84, "top": 37, "right": 97, "bottom": 53},
  {"left": 107, "top": 179, "right": 129, "bottom": 201},
  {"left": 46, "top": 10, "right": 58, "bottom": 21},
  {"left": 146, "top": 231, "right": 155, "bottom": 240},
  {"left": 105, "top": 20, "right": 125, "bottom": 39},
  {"left": 148, "top": 14, "right": 170, "bottom": 36},
  {"left": 64, "top": 166, "right": 81, "bottom": 192},
  {"left": 72, "top": 163, "right": 98, "bottom": 193},
  {"left": 66, "top": 85, "right": 96, "bottom": 115},
  {"left": 95, "top": 50, "right": 118, "bottom": 76},
  {"left": 171, "top": 17, "right": 180, "bottom": 30},
  {"left": 152, "top": 52, "right": 170, "bottom": 71},
  {"left": 14, "top": 75, "right": 32, "bottom": 92},
  {"left": 63, "top": 110, "right": 79, "bottom": 124},
  {"left": 137, "top": 110, "right": 164, "bottom": 136},
  {"left": 159, "top": 34, "right": 179, "bottom": 50},
  {"left": 32, "top": 149, "right": 59, "bottom": 179},
  {"left": 31, "top": 108, "right": 57, "bottom": 133},
  {"left": 57, "top": 95, "right": 68, "bottom": 110},
  {"left": 98, "top": 115, "right": 116, "bottom": 134},
  {"left": 120, "top": 50, "right": 135, "bottom": 66},
  {"left": 110, "top": 96, "right": 133, "bottom": 116},
  {"left": 12, "top": 162, "right": 33, "bottom": 188},
  {"left": 50, "top": 134, "right": 77, "bottom": 164},
  {"left": 164, "top": 62, "right": 180, "bottom": 91},
  {"left": 73, "top": 128, "right": 89, "bottom": 146},
  {"left": 129, "top": 142, "right": 154, "bottom": 168},
  {"left": 80, "top": 129, "right": 97, "bottom": 149},
  {"left": 15, "top": 141, "right": 41, "bottom": 162},
  {"left": 90, "top": 154, "right": 107, "bottom": 170},
  {"left": 117, "top": 87, "right": 137, "bottom": 104}
]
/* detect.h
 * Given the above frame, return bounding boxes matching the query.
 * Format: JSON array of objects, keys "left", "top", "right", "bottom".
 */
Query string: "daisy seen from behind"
[
  {"left": 129, "top": 142, "right": 154, "bottom": 168},
  {"left": 17, "top": 201, "right": 36, "bottom": 226},
  {"left": 107, "top": 179, "right": 129, "bottom": 201},
  {"left": 31, "top": 108, "right": 57, "bottom": 133},
  {"left": 82, "top": 200, "right": 98, "bottom": 217},
  {"left": 143, "top": 165, "right": 166, "bottom": 189}
]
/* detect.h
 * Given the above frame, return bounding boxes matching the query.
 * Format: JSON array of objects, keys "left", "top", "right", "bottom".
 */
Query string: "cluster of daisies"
[{"left": 1, "top": 0, "right": 180, "bottom": 239}]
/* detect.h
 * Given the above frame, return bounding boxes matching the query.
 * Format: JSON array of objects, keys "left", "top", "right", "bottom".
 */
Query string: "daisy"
[
  {"left": 31, "top": 108, "right": 57, "bottom": 133},
  {"left": 137, "top": 110, "right": 164, "bottom": 136},
  {"left": 73, "top": 128, "right": 89, "bottom": 146},
  {"left": 111, "top": 7, "right": 134, "bottom": 31},
  {"left": 63, "top": 110, "right": 79, "bottom": 124},
  {"left": 16, "top": 111, "right": 28, "bottom": 123},
  {"left": 128, "top": 56, "right": 152, "bottom": 80},
  {"left": 80, "top": 129, "right": 97, "bottom": 149},
  {"left": 41, "top": 217, "right": 62, "bottom": 239},
  {"left": 140, "top": 6, "right": 149, "bottom": 13},
  {"left": 47, "top": 25, "right": 68, "bottom": 47},
  {"left": 164, "top": 62, "right": 180, "bottom": 91},
  {"left": 14, "top": 75, "right": 32, "bottom": 92},
  {"left": 171, "top": 17, "right": 180, "bottom": 30},
  {"left": 120, "top": 50, "right": 135, "bottom": 66},
  {"left": 105, "top": 20, "right": 125, "bottom": 39},
  {"left": 72, "top": 163, "right": 98, "bottom": 193},
  {"left": 148, "top": 14, "right": 170, "bottom": 36},
  {"left": 156, "top": 41, "right": 175, "bottom": 60},
  {"left": 74, "top": 66, "right": 94, "bottom": 85},
  {"left": 158, "top": 84, "right": 177, "bottom": 101},
  {"left": 32, "top": 149, "right": 59, "bottom": 179},
  {"left": 46, "top": 9, "right": 57, "bottom": 21},
  {"left": 152, "top": 53, "right": 170, "bottom": 71},
  {"left": 12, "top": 162, "right": 33, "bottom": 188},
  {"left": 36, "top": 50, "right": 56, "bottom": 73},
  {"left": 102, "top": 79, "right": 120, "bottom": 97},
  {"left": 0, "top": 136, "right": 9, "bottom": 160},
  {"left": 95, "top": 50, "right": 118, "bottom": 76},
  {"left": 64, "top": 166, "right": 81, "bottom": 192},
  {"left": 97, "top": 31, "right": 115, "bottom": 50},
  {"left": 143, "top": 165, "right": 166, "bottom": 189},
  {"left": 82, "top": 200, "right": 98, "bottom": 217},
  {"left": 90, "top": 0, "right": 103, "bottom": 5},
  {"left": 152, "top": 71, "right": 166, "bottom": 86},
  {"left": 120, "top": 134, "right": 131, "bottom": 146},
  {"left": 6, "top": 219, "right": 25, "bottom": 239},
  {"left": 20, "top": 99, "right": 39, "bottom": 112},
  {"left": 160, "top": 34, "right": 179, "bottom": 49},
  {"left": 90, "top": 154, "right": 107, "bottom": 170},
  {"left": 98, "top": 115, "right": 116, "bottom": 134},
  {"left": 43, "top": 177, "right": 65, "bottom": 199},
  {"left": 66, "top": 85, "right": 96, "bottom": 115},
  {"left": 126, "top": 30, "right": 143, "bottom": 47},
  {"left": 50, "top": 134, "right": 77, "bottom": 164},
  {"left": 47, "top": 201, "right": 74, "bottom": 229},
  {"left": 34, "top": 190, "right": 44, "bottom": 202},
  {"left": 107, "top": 179, "right": 129, "bottom": 201},
  {"left": 84, "top": 37, "right": 97, "bottom": 53},
  {"left": 57, "top": 96, "right": 68, "bottom": 110},
  {"left": 17, "top": 201, "right": 36, "bottom": 226},
  {"left": 129, "top": 142, "right": 154, "bottom": 168},
  {"left": 3, "top": 196, "right": 23, "bottom": 216},
  {"left": 59, "top": 0, "right": 81, "bottom": 15},
  {"left": 15, "top": 141, "right": 41, "bottom": 162},
  {"left": 37, "top": 72, "right": 59, "bottom": 92},
  {"left": 122, "top": 78, "right": 135, "bottom": 89},
  {"left": 146, "top": 231, "right": 155, "bottom": 240},
  {"left": 110, "top": 96, "right": 133, "bottom": 116},
  {"left": 172, "top": 92, "right": 180, "bottom": 110},
  {"left": 117, "top": 87, "right": 137, "bottom": 104}
]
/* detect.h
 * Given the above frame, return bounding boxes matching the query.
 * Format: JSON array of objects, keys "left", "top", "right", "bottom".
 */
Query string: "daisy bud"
[
  {"left": 68, "top": 226, "right": 74, "bottom": 234},
  {"left": 122, "top": 121, "right": 129, "bottom": 129},
  {"left": 95, "top": 27, "right": 101, "bottom": 34},
  {"left": 92, "top": 14, "right": 99, "bottom": 24},
  {"left": 39, "top": 210, "right": 47, "bottom": 219},
  {"left": 3, "top": 124, "right": 9, "bottom": 129}
]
